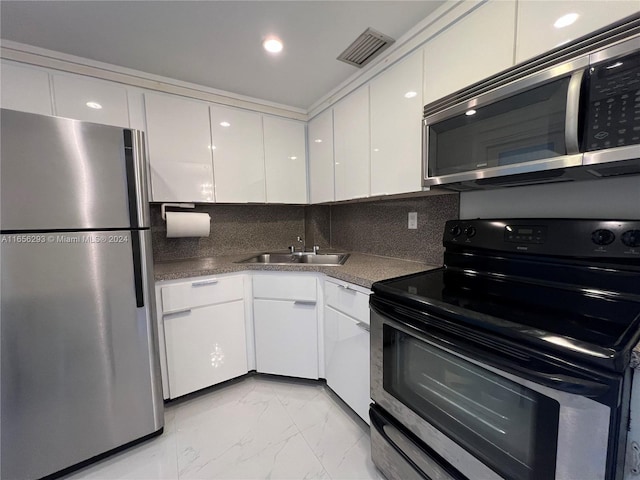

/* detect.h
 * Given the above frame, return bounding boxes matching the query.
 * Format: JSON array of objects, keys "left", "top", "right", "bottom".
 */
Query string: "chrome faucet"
[{"left": 289, "top": 236, "right": 305, "bottom": 253}]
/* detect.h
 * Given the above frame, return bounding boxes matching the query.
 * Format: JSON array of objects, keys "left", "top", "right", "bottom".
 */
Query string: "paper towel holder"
[{"left": 161, "top": 203, "right": 196, "bottom": 221}]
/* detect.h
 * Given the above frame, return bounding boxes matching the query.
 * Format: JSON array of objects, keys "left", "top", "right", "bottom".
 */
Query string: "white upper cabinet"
[
  {"left": 308, "top": 109, "right": 335, "bottom": 203},
  {"left": 333, "top": 85, "right": 370, "bottom": 201},
  {"left": 210, "top": 105, "right": 266, "bottom": 203},
  {"left": 516, "top": 1, "right": 640, "bottom": 64},
  {"left": 1, "top": 61, "right": 52, "bottom": 116},
  {"left": 263, "top": 116, "right": 307, "bottom": 204},
  {"left": 53, "top": 73, "right": 129, "bottom": 127},
  {"left": 144, "top": 92, "right": 214, "bottom": 202},
  {"left": 370, "top": 50, "right": 424, "bottom": 196},
  {"left": 423, "top": 1, "right": 516, "bottom": 105}
]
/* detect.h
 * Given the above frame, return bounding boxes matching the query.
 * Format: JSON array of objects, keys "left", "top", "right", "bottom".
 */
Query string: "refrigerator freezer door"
[
  {"left": 0, "top": 109, "right": 145, "bottom": 231},
  {"left": 1, "top": 231, "right": 163, "bottom": 480}
]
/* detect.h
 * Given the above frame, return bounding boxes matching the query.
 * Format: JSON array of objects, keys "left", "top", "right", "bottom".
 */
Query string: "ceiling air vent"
[{"left": 337, "top": 28, "right": 395, "bottom": 68}]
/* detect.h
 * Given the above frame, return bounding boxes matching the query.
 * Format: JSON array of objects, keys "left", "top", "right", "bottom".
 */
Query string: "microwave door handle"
[
  {"left": 565, "top": 69, "right": 585, "bottom": 154},
  {"left": 422, "top": 119, "right": 430, "bottom": 185}
]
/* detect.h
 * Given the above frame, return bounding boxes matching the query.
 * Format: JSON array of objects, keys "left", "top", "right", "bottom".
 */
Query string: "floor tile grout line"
[{"left": 269, "top": 381, "right": 335, "bottom": 480}]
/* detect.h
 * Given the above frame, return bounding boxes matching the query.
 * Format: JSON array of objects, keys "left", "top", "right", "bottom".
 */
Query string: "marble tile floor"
[{"left": 65, "top": 374, "right": 385, "bottom": 480}]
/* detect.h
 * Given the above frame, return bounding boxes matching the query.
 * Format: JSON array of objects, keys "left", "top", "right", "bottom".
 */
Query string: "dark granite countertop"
[{"left": 153, "top": 251, "right": 438, "bottom": 289}]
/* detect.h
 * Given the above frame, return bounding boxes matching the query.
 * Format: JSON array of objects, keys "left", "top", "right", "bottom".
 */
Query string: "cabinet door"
[
  {"left": 263, "top": 116, "right": 307, "bottom": 204},
  {"left": 334, "top": 85, "right": 370, "bottom": 201},
  {"left": 253, "top": 299, "right": 318, "bottom": 379},
  {"left": 370, "top": 50, "right": 424, "bottom": 196},
  {"left": 1, "top": 61, "right": 52, "bottom": 115},
  {"left": 164, "top": 300, "right": 247, "bottom": 398},
  {"left": 324, "top": 306, "right": 370, "bottom": 424},
  {"left": 210, "top": 105, "right": 266, "bottom": 203},
  {"left": 145, "top": 92, "right": 214, "bottom": 202},
  {"left": 308, "top": 109, "right": 335, "bottom": 203},
  {"left": 53, "top": 73, "right": 129, "bottom": 127},
  {"left": 516, "top": 1, "right": 640, "bottom": 64},
  {"left": 423, "top": 1, "right": 516, "bottom": 105}
]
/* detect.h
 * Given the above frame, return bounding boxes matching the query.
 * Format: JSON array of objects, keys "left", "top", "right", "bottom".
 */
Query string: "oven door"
[{"left": 370, "top": 300, "right": 623, "bottom": 480}]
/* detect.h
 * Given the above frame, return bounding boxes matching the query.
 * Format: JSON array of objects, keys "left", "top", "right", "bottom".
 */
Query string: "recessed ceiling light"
[
  {"left": 554, "top": 13, "right": 579, "bottom": 29},
  {"left": 373, "top": 148, "right": 380, "bottom": 152},
  {"left": 314, "top": 139, "right": 323, "bottom": 143},
  {"left": 465, "top": 109, "right": 477, "bottom": 116},
  {"left": 220, "top": 121, "right": 231, "bottom": 127},
  {"left": 86, "top": 101, "right": 102, "bottom": 109},
  {"left": 289, "top": 156, "right": 297, "bottom": 160},
  {"left": 404, "top": 91, "right": 417, "bottom": 99},
  {"left": 263, "top": 37, "right": 283, "bottom": 54}
]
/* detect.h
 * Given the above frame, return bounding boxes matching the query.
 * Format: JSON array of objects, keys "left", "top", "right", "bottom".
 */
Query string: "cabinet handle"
[
  {"left": 338, "top": 284, "right": 357, "bottom": 293},
  {"left": 293, "top": 300, "right": 317, "bottom": 306},
  {"left": 192, "top": 279, "right": 219, "bottom": 287},
  {"left": 356, "top": 322, "right": 370, "bottom": 332},
  {"left": 164, "top": 307, "right": 192, "bottom": 316}
]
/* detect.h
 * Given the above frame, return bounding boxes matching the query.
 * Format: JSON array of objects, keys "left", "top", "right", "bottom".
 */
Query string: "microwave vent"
[
  {"left": 337, "top": 28, "right": 395, "bottom": 68},
  {"left": 475, "top": 169, "right": 570, "bottom": 187},
  {"left": 587, "top": 163, "right": 640, "bottom": 178}
]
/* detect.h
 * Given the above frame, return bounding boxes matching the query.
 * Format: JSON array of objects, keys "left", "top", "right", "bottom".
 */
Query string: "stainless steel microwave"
[{"left": 423, "top": 23, "right": 640, "bottom": 191}]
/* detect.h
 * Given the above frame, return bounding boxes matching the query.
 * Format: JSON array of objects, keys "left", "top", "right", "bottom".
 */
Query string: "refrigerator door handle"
[
  {"left": 124, "top": 130, "right": 140, "bottom": 229},
  {"left": 131, "top": 231, "right": 144, "bottom": 308}
]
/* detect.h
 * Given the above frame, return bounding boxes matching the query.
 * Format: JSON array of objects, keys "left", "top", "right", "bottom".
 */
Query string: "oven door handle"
[
  {"left": 371, "top": 301, "right": 613, "bottom": 398},
  {"left": 513, "top": 369, "right": 610, "bottom": 397},
  {"left": 370, "top": 406, "right": 469, "bottom": 480}
]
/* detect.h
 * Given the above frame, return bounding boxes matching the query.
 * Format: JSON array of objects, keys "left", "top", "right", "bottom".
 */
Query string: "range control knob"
[
  {"left": 450, "top": 226, "right": 462, "bottom": 237},
  {"left": 591, "top": 229, "right": 615, "bottom": 246},
  {"left": 464, "top": 227, "right": 477, "bottom": 238},
  {"left": 622, "top": 230, "right": 640, "bottom": 248}
]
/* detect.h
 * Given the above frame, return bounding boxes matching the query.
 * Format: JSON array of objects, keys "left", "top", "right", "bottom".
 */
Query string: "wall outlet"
[{"left": 408, "top": 212, "right": 418, "bottom": 229}]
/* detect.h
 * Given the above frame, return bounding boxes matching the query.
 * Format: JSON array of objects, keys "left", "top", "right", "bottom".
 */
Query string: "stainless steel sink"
[
  {"left": 241, "top": 253, "right": 298, "bottom": 264},
  {"left": 237, "top": 252, "right": 349, "bottom": 266},
  {"left": 297, "top": 254, "right": 349, "bottom": 265}
]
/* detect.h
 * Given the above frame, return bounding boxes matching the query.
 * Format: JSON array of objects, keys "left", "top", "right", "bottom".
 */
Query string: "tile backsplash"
[
  {"left": 151, "top": 204, "right": 305, "bottom": 262},
  {"left": 151, "top": 193, "right": 459, "bottom": 265},
  {"left": 328, "top": 194, "right": 459, "bottom": 265}
]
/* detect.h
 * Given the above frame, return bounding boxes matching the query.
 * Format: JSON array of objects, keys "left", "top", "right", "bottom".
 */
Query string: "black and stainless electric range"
[{"left": 369, "top": 219, "right": 640, "bottom": 480}]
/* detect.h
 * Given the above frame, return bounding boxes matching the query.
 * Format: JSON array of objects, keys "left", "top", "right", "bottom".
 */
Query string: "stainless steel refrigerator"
[{"left": 1, "top": 109, "right": 164, "bottom": 479}]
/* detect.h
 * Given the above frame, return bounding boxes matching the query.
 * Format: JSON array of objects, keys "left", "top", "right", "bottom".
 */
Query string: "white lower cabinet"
[
  {"left": 252, "top": 274, "right": 319, "bottom": 379},
  {"left": 324, "top": 279, "right": 372, "bottom": 424},
  {"left": 164, "top": 300, "right": 247, "bottom": 398},
  {"left": 253, "top": 299, "right": 319, "bottom": 379},
  {"left": 157, "top": 274, "right": 248, "bottom": 399},
  {"left": 324, "top": 306, "right": 371, "bottom": 424}
]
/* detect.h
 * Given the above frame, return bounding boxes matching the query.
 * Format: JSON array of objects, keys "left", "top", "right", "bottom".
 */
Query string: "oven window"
[
  {"left": 428, "top": 77, "right": 570, "bottom": 177},
  {"left": 384, "top": 326, "right": 560, "bottom": 480}
]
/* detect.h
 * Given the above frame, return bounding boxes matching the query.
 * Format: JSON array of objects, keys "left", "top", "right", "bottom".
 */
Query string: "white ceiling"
[{"left": 0, "top": 1, "right": 445, "bottom": 110}]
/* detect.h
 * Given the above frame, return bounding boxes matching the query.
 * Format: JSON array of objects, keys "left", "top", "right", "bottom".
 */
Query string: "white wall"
[{"left": 460, "top": 177, "right": 640, "bottom": 220}]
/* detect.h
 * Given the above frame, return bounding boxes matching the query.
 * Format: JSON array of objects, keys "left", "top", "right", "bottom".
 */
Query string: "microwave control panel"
[{"left": 584, "top": 51, "right": 640, "bottom": 152}]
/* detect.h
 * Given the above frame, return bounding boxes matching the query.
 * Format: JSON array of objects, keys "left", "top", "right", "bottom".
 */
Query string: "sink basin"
[
  {"left": 237, "top": 252, "right": 349, "bottom": 266},
  {"left": 240, "top": 253, "right": 298, "bottom": 264},
  {"left": 297, "top": 254, "right": 349, "bottom": 265}
]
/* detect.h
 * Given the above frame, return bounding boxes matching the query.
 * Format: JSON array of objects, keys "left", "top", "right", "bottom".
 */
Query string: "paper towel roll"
[{"left": 165, "top": 211, "right": 211, "bottom": 238}]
